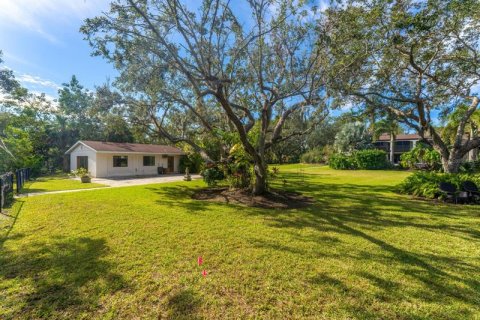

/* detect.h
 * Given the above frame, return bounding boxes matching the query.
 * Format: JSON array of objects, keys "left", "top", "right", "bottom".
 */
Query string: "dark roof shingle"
[{"left": 76, "top": 140, "right": 184, "bottom": 154}]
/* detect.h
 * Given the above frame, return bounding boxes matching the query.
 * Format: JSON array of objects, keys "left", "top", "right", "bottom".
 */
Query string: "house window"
[
  {"left": 113, "top": 156, "right": 128, "bottom": 167},
  {"left": 77, "top": 156, "right": 88, "bottom": 170},
  {"left": 143, "top": 156, "right": 155, "bottom": 166}
]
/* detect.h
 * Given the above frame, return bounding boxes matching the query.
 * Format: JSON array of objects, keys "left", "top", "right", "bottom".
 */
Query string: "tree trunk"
[
  {"left": 389, "top": 132, "right": 395, "bottom": 164},
  {"left": 442, "top": 156, "right": 462, "bottom": 173},
  {"left": 471, "top": 148, "right": 478, "bottom": 161},
  {"left": 252, "top": 160, "right": 267, "bottom": 195}
]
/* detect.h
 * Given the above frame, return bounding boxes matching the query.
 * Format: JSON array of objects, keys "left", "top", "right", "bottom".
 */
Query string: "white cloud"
[
  {"left": 0, "top": 0, "right": 110, "bottom": 44},
  {"left": 16, "top": 73, "right": 61, "bottom": 90}
]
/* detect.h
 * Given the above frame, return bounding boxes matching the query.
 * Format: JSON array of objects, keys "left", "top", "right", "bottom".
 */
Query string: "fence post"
[
  {"left": 16, "top": 170, "right": 20, "bottom": 194},
  {"left": 0, "top": 177, "right": 3, "bottom": 213}
]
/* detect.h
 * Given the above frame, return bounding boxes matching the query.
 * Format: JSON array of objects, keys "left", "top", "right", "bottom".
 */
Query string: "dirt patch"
[{"left": 192, "top": 187, "right": 315, "bottom": 209}]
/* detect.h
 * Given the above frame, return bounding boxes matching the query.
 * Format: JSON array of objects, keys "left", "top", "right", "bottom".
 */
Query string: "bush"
[
  {"left": 398, "top": 171, "right": 480, "bottom": 199},
  {"left": 354, "top": 149, "right": 390, "bottom": 170},
  {"left": 459, "top": 160, "right": 480, "bottom": 174},
  {"left": 224, "top": 161, "right": 252, "bottom": 189},
  {"left": 201, "top": 166, "right": 225, "bottom": 187},
  {"left": 329, "top": 153, "right": 356, "bottom": 169},
  {"left": 179, "top": 153, "right": 204, "bottom": 173},
  {"left": 329, "top": 150, "right": 389, "bottom": 170},
  {"left": 301, "top": 146, "right": 334, "bottom": 164},
  {"left": 400, "top": 143, "right": 441, "bottom": 170}
]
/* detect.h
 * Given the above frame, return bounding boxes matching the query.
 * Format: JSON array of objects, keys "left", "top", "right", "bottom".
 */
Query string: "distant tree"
[
  {"left": 82, "top": 0, "right": 329, "bottom": 194},
  {"left": 334, "top": 122, "right": 373, "bottom": 154},
  {"left": 326, "top": 0, "right": 480, "bottom": 173},
  {"left": 373, "top": 112, "right": 402, "bottom": 163}
]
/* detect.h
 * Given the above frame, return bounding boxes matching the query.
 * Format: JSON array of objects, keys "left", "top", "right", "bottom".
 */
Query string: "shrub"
[
  {"left": 224, "top": 161, "right": 252, "bottom": 189},
  {"left": 329, "top": 153, "right": 356, "bottom": 169},
  {"left": 329, "top": 150, "right": 389, "bottom": 170},
  {"left": 201, "top": 166, "right": 225, "bottom": 187},
  {"left": 354, "top": 149, "right": 390, "bottom": 170},
  {"left": 398, "top": 171, "right": 480, "bottom": 199},
  {"left": 459, "top": 160, "right": 480, "bottom": 174},
  {"left": 301, "top": 146, "right": 334, "bottom": 164},
  {"left": 400, "top": 143, "right": 441, "bottom": 170},
  {"left": 179, "top": 153, "right": 204, "bottom": 173}
]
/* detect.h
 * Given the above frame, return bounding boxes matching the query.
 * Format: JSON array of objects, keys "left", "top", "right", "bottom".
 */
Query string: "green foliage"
[
  {"left": 354, "top": 150, "right": 391, "bottom": 170},
  {"left": 329, "top": 150, "right": 390, "bottom": 170},
  {"left": 459, "top": 160, "right": 480, "bottom": 174},
  {"left": 0, "top": 125, "right": 43, "bottom": 175},
  {"left": 300, "top": 146, "right": 334, "bottom": 164},
  {"left": 329, "top": 153, "right": 356, "bottom": 170},
  {"left": 400, "top": 143, "right": 441, "bottom": 170},
  {"left": 326, "top": 0, "right": 480, "bottom": 172},
  {"left": 70, "top": 168, "right": 90, "bottom": 177},
  {"left": 398, "top": 171, "right": 480, "bottom": 199},
  {"left": 223, "top": 144, "right": 253, "bottom": 189},
  {"left": 179, "top": 153, "right": 204, "bottom": 174},
  {"left": 334, "top": 122, "right": 373, "bottom": 154},
  {"left": 201, "top": 166, "right": 225, "bottom": 187}
]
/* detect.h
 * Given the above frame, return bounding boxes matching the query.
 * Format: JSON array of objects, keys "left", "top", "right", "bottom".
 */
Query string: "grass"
[
  {"left": 1, "top": 165, "right": 479, "bottom": 319},
  {"left": 21, "top": 175, "right": 106, "bottom": 194}
]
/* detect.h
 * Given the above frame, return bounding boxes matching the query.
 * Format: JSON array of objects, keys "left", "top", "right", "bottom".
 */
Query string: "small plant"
[
  {"left": 201, "top": 166, "right": 225, "bottom": 187},
  {"left": 70, "top": 168, "right": 91, "bottom": 183},
  {"left": 398, "top": 171, "right": 480, "bottom": 199}
]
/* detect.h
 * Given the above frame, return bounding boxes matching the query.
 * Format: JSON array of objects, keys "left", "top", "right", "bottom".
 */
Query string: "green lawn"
[
  {"left": 1, "top": 166, "right": 479, "bottom": 319},
  {"left": 21, "top": 175, "right": 106, "bottom": 194}
]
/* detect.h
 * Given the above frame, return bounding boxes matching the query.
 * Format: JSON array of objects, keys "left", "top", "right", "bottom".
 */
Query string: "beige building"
[
  {"left": 374, "top": 133, "right": 479, "bottom": 164},
  {"left": 65, "top": 140, "right": 185, "bottom": 178}
]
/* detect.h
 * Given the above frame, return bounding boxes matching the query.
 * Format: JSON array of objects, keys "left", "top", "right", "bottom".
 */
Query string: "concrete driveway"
[{"left": 92, "top": 174, "right": 201, "bottom": 187}]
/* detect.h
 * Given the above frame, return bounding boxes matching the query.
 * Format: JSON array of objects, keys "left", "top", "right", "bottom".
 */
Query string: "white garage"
[{"left": 65, "top": 140, "right": 185, "bottom": 178}]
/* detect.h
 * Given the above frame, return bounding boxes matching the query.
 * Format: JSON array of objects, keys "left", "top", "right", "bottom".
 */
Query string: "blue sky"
[
  {"left": 0, "top": 0, "right": 328, "bottom": 101},
  {"left": 0, "top": 0, "right": 116, "bottom": 100}
]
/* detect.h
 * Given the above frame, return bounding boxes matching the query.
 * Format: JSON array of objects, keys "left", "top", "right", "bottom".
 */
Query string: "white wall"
[
  {"left": 69, "top": 144, "right": 97, "bottom": 177},
  {"left": 94, "top": 153, "right": 182, "bottom": 177}
]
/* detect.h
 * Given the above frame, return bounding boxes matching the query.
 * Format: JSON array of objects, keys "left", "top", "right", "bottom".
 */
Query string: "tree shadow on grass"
[
  {"left": 166, "top": 288, "right": 203, "bottom": 320},
  {"left": 145, "top": 185, "right": 244, "bottom": 213},
  {"left": 250, "top": 173, "right": 480, "bottom": 314},
  {"left": 0, "top": 236, "right": 126, "bottom": 318}
]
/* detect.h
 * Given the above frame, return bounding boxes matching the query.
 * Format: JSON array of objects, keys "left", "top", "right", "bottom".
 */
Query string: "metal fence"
[
  {"left": 0, "top": 168, "right": 31, "bottom": 213},
  {"left": 15, "top": 168, "right": 31, "bottom": 194},
  {"left": 0, "top": 172, "right": 14, "bottom": 213}
]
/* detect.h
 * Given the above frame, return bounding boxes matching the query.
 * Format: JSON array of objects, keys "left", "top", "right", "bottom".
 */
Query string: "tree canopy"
[
  {"left": 82, "top": 0, "right": 330, "bottom": 194},
  {"left": 326, "top": 0, "right": 480, "bottom": 172}
]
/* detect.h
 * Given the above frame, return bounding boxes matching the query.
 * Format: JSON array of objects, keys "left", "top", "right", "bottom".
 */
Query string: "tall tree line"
[{"left": 0, "top": 52, "right": 143, "bottom": 174}]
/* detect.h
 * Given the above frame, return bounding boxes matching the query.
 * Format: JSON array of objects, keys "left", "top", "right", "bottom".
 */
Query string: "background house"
[
  {"left": 65, "top": 141, "right": 185, "bottom": 178},
  {"left": 373, "top": 134, "right": 422, "bottom": 164},
  {"left": 374, "top": 133, "right": 479, "bottom": 164}
]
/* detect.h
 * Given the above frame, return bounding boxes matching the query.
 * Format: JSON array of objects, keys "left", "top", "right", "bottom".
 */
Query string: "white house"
[{"left": 65, "top": 140, "right": 185, "bottom": 178}]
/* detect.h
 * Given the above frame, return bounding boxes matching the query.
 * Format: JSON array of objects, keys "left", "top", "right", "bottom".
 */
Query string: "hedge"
[{"left": 329, "top": 150, "right": 390, "bottom": 170}]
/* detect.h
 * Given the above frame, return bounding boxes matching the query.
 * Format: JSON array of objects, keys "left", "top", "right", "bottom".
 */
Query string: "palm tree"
[{"left": 374, "top": 113, "right": 401, "bottom": 164}]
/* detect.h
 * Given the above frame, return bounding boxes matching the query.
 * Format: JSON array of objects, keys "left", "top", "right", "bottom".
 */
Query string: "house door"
[
  {"left": 77, "top": 156, "right": 88, "bottom": 170},
  {"left": 167, "top": 156, "right": 174, "bottom": 173}
]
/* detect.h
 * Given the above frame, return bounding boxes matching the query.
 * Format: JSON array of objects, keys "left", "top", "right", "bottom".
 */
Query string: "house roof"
[
  {"left": 65, "top": 140, "right": 185, "bottom": 155},
  {"left": 377, "top": 133, "right": 423, "bottom": 141}
]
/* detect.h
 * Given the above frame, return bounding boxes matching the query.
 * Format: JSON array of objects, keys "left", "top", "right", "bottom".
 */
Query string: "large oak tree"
[
  {"left": 326, "top": 0, "right": 480, "bottom": 172},
  {"left": 81, "top": 0, "right": 329, "bottom": 194}
]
